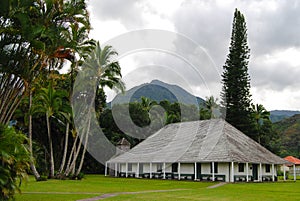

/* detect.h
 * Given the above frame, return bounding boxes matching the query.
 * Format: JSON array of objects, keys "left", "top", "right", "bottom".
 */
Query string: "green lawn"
[{"left": 16, "top": 175, "right": 300, "bottom": 201}]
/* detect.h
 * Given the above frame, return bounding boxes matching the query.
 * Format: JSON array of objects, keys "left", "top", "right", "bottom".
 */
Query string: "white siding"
[
  {"left": 131, "top": 164, "right": 137, "bottom": 173},
  {"left": 218, "top": 163, "right": 230, "bottom": 182},
  {"left": 165, "top": 163, "right": 172, "bottom": 172},
  {"left": 180, "top": 163, "right": 194, "bottom": 174},
  {"left": 235, "top": 163, "right": 253, "bottom": 176},
  {"left": 201, "top": 163, "right": 211, "bottom": 174},
  {"left": 143, "top": 163, "right": 150, "bottom": 173}
]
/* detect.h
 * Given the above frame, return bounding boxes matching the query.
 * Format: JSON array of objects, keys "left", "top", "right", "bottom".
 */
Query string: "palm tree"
[
  {"left": 32, "top": 82, "right": 69, "bottom": 178},
  {"left": 68, "top": 42, "right": 125, "bottom": 177},
  {"left": 205, "top": 96, "right": 220, "bottom": 119},
  {"left": 251, "top": 104, "right": 270, "bottom": 144},
  {"left": 140, "top": 97, "right": 157, "bottom": 112}
]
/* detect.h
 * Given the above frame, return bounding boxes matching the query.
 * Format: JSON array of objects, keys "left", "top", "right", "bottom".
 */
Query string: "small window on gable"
[
  {"left": 238, "top": 163, "right": 244, "bottom": 172},
  {"left": 266, "top": 164, "right": 271, "bottom": 173}
]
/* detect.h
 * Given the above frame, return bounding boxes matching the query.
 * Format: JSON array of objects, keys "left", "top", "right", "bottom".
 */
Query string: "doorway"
[
  {"left": 252, "top": 164, "right": 258, "bottom": 180},
  {"left": 196, "top": 163, "right": 201, "bottom": 179}
]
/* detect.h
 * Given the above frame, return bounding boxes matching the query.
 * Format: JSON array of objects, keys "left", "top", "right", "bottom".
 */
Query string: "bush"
[{"left": 0, "top": 125, "right": 30, "bottom": 200}]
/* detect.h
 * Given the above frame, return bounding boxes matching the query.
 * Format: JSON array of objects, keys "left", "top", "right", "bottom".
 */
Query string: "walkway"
[
  {"left": 207, "top": 182, "right": 227, "bottom": 189},
  {"left": 76, "top": 189, "right": 188, "bottom": 201}
]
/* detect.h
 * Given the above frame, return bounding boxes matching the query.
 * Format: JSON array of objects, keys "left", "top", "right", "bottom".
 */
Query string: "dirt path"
[
  {"left": 207, "top": 182, "right": 227, "bottom": 189},
  {"left": 76, "top": 189, "right": 188, "bottom": 201}
]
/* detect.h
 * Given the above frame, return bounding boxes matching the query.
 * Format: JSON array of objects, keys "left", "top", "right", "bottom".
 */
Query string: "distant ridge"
[
  {"left": 270, "top": 110, "right": 300, "bottom": 123},
  {"left": 111, "top": 80, "right": 204, "bottom": 106}
]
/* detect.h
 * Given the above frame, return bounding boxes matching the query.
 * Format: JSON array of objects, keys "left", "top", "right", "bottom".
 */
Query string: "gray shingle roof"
[{"left": 107, "top": 119, "right": 287, "bottom": 164}]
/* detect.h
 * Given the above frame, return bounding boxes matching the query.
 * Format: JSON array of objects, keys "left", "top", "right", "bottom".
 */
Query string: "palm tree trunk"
[
  {"left": 75, "top": 114, "right": 91, "bottom": 176},
  {"left": 65, "top": 131, "right": 83, "bottom": 176},
  {"left": 28, "top": 86, "right": 41, "bottom": 180},
  {"left": 64, "top": 133, "right": 78, "bottom": 175},
  {"left": 46, "top": 113, "right": 55, "bottom": 178},
  {"left": 58, "top": 122, "right": 69, "bottom": 175}
]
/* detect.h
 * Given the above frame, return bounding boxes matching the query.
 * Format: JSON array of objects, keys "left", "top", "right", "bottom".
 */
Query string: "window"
[
  {"left": 210, "top": 162, "right": 218, "bottom": 173},
  {"left": 157, "top": 163, "right": 163, "bottom": 172},
  {"left": 172, "top": 163, "right": 178, "bottom": 172},
  {"left": 238, "top": 163, "right": 245, "bottom": 172},
  {"left": 266, "top": 164, "right": 271, "bottom": 173},
  {"left": 128, "top": 163, "right": 132, "bottom": 172}
]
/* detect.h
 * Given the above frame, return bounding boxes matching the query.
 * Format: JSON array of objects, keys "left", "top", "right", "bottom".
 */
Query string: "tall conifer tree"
[{"left": 221, "top": 9, "right": 254, "bottom": 137}]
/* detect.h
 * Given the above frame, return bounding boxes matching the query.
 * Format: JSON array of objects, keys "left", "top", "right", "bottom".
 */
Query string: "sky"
[{"left": 87, "top": 0, "right": 300, "bottom": 111}]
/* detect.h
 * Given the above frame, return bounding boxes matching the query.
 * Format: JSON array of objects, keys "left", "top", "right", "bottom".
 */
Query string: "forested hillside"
[{"left": 274, "top": 114, "right": 300, "bottom": 158}]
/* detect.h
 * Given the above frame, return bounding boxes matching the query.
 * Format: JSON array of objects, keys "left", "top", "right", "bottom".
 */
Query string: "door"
[
  {"left": 252, "top": 164, "right": 258, "bottom": 180},
  {"left": 196, "top": 163, "right": 201, "bottom": 179}
]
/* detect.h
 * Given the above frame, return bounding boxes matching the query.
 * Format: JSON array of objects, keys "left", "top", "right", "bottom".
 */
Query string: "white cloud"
[{"left": 88, "top": 0, "right": 300, "bottom": 110}]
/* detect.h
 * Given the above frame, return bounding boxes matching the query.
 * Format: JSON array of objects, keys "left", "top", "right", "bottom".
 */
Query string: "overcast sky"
[{"left": 87, "top": 0, "right": 300, "bottom": 111}]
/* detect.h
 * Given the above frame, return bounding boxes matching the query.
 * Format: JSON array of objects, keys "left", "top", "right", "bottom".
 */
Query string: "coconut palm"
[
  {"left": 251, "top": 103, "right": 270, "bottom": 144},
  {"left": 67, "top": 42, "right": 125, "bottom": 177},
  {"left": 31, "top": 82, "right": 69, "bottom": 178}
]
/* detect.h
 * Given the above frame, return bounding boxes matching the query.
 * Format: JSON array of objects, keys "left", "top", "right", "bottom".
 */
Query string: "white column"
[
  {"left": 137, "top": 163, "right": 139, "bottom": 178},
  {"left": 194, "top": 162, "right": 197, "bottom": 181},
  {"left": 259, "top": 163, "right": 262, "bottom": 182},
  {"left": 178, "top": 162, "right": 181, "bottom": 180},
  {"left": 231, "top": 162, "right": 234, "bottom": 182},
  {"left": 272, "top": 164, "right": 275, "bottom": 182},
  {"left": 283, "top": 165, "right": 286, "bottom": 181},
  {"left": 114, "top": 163, "right": 118, "bottom": 177},
  {"left": 246, "top": 163, "right": 249, "bottom": 182},
  {"left": 150, "top": 162, "right": 152, "bottom": 179},
  {"left": 105, "top": 162, "right": 108, "bottom": 176},
  {"left": 294, "top": 164, "right": 296, "bottom": 181},
  {"left": 163, "top": 163, "right": 166, "bottom": 179},
  {"left": 212, "top": 162, "right": 215, "bottom": 181},
  {"left": 125, "top": 163, "right": 128, "bottom": 177}
]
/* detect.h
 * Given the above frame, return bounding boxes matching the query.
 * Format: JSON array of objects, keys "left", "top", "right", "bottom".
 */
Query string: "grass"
[{"left": 16, "top": 175, "right": 300, "bottom": 201}]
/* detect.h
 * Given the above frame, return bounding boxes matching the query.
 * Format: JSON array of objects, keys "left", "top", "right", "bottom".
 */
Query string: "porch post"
[
  {"left": 294, "top": 164, "right": 296, "bottom": 181},
  {"left": 194, "top": 162, "right": 197, "bottom": 181},
  {"left": 246, "top": 163, "right": 249, "bottom": 182},
  {"left": 105, "top": 162, "right": 108, "bottom": 176},
  {"left": 163, "top": 162, "right": 166, "bottom": 179},
  {"left": 137, "top": 163, "right": 139, "bottom": 178},
  {"left": 272, "top": 164, "right": 275, "bottom": 182},
  {"left": 283, "top": 164, "right": 286, "bottom": 181},
  {"left": 178, "top": 162, "right": 181, "bottom": 180},
  {"left": 259, "top": 163, "right": 262, "bottom": 182},
  {"left": 150, "top": 162, "right": 152, "bottom": 179},
  {"left": 125, "top": 162, "right": 128, "bottom": 178},
  {"left": 231, "top": 162, "right": 234, "bottom": 182},
  {"left": 115, "top": 163, "right": 118, "bottom": 177},
  {"left": 212, "top": 162, "right": 215, "bottom": 181}
]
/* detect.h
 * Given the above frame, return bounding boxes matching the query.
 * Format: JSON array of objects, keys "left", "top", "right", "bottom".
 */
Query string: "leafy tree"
[
  {"left": 221, "top": 8, "right": 254, "bottom": 137},
  {"left": 0, "top": 125, "right": 30, "bottom": 200}
]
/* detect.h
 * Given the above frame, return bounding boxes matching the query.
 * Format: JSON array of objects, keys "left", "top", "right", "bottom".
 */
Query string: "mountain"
[
  {"left": 273, "top": 114, "right": 300, "bottom": 158},
  {"left": 270, "top": 110, "right": 300, "bottom": 123},
  {"left": 111, "top": 80, "right": 205, "bottom": 106}
]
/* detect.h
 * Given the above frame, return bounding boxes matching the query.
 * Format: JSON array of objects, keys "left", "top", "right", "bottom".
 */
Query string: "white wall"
[
  {"left": 116, "top": 162, "right": 277, "bottom": 181},
  {"left": 180, "top": 163, "right": 194, "bottom": 174}
]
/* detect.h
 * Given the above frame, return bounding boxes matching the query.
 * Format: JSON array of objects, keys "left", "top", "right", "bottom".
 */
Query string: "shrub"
[{"left": 0, "top": 125, "right": 30, "bottom": 200}]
